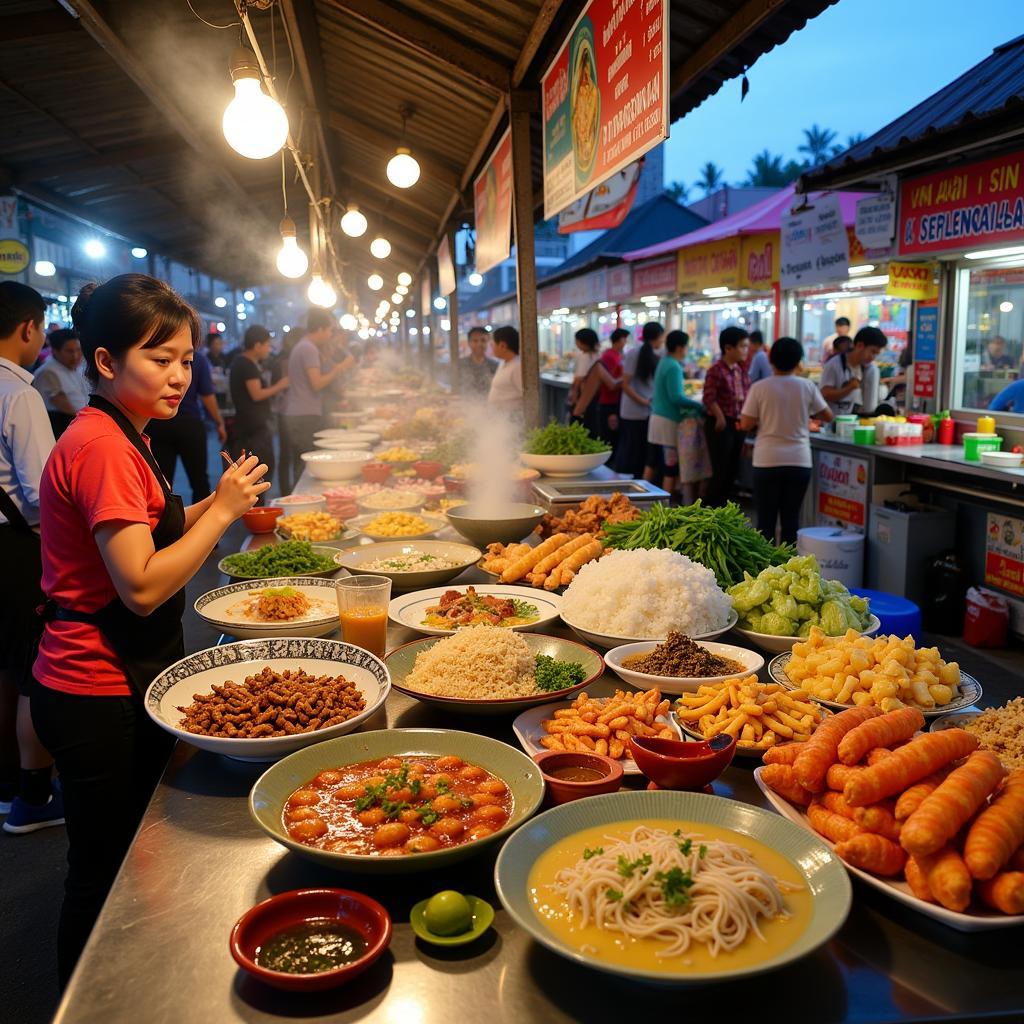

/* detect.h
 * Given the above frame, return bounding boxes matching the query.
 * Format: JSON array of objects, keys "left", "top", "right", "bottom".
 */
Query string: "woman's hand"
[{"left": 212, "top": 454, "right": 270, "bottom": 522}]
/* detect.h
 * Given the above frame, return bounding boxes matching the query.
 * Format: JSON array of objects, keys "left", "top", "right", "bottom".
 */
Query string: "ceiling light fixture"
[
  {"left": 222, "top": 48, "right": 288, "bottom": 159},
  {"left": 386, "top": 104, "right": 421, "bottom": 189},
  {"left": 34, "top": 260, "right": 56, "bottom": 277},
  {"left": 396, "top": 272, "right": 412, "bottom": 287},
  {"left": 367, "top": 273, "right": 384, "bottom": 291},
  {"left": 340, "top": 204, "right": 368, "bottom": 238},
  {"left": 131, "top": 246, "right": 148, "bottom": 259},
  {"left": 370, "top": 236, "right": 392, "bottom": 259},
  {"left": 275, "top": 216, "right": 309, "bottom": 278}
]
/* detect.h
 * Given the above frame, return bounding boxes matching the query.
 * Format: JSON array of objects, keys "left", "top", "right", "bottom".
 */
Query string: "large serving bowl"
[
  {"left": 734, "top": 614, "right": 881, "bottom": 654},
  {"left": 314, "top": 437, "right": 376, "bottom": 452},
  {"left": 445, "top": 502, "right": 545, "bottom": 546},
  {"left": 217, "top": 544, "right": 342, "bottom": 582},
  {"left": 301, "top": 450, "right": 373, "bottom": 482},
  {"left": 334, "top": 540, "right": 481, "bottom": 590},
  {"left": 269, "top": 493, "right": 325, "bottom": 516},
  {"left": 250, "top": 728, "right": 545, "bottom": 873},
  {"left": 518, "top": 451, "right": 611, "bottom": 477},
  {"left": 493, "top": 789, "right": 851, "bottom": 985},
  {"left": 385, "top": 633, "right": 604, "bottom": 714},
  {"left": 314, "top": 429, "right": 381, "bottom": 445},
  {"left": 389, "top": 584, "right": 562, "bottom": 637},
  {"left": 604, "top": 639, "right": 764, "bottom": 695},
  {"left": 561, "top": 609, "right": 739, "bottom": 651},
  {"left": 144, "top": 638, "right": 390, "bottom": 762},
  {"left": 194, "top": 576, "right": 341, "bottom": 640}
]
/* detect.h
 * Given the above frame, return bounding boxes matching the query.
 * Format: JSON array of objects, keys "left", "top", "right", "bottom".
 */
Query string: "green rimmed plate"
[
  {"left": 250, "top": 728, "right": 544, "bottom": 874},
  {"left": 410, "top": 895, "right": 495, "bottom": 946},
  {"left": 493, "top": 789, "right": 851, "bottom": 985}
]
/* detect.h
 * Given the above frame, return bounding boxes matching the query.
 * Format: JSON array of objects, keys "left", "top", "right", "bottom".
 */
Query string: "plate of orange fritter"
[{"left": 195, "top": 576, "right": 341, "bottom": 640}]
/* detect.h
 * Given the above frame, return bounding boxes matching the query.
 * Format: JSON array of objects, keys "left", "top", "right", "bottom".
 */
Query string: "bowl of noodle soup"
[{"left": 494, "top": 789, "right": 850, "bottom": 985}]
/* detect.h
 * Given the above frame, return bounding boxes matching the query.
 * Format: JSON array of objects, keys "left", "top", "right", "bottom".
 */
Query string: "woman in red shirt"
[{"left": 30, "top": 274, "right": 269, "bottom": 984}]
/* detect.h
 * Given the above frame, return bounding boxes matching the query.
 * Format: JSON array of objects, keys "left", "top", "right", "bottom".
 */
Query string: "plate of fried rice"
[{"left": 195, "top": 576, "right": 341, "bottom": 640}]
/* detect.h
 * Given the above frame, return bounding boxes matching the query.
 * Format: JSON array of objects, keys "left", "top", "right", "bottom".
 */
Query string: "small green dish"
[{"left": 410, "top": 895, "right": 494, "bottom": 946}]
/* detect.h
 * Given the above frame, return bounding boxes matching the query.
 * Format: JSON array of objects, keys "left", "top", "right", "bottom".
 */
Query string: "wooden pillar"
[
  {"left": 510, "top": 89, "right": 540, "bottom": 429},
  {"left": 427, "top": 262, "right": 438, "bottom": 382},
  {"left": 417, "top": 279, "right": 429, "bottom": 372},
  {"left": 447, "top": 224, "right": 460, "bottom": 396}
]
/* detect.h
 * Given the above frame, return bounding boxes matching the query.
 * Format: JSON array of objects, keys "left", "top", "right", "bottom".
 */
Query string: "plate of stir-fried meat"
[{"left": 388, "top": 584, "right": 562, "bottom": 637}]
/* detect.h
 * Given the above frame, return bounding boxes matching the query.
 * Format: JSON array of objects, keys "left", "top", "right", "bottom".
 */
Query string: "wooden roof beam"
[{"left": 18, "top": 139, "right": 187, "bottom": 182}]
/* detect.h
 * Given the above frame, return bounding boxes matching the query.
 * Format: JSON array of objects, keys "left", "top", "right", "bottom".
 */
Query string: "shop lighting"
[
  {"left": 844, "top": 274, "right": 889, "bottom": 288},
  {"left": 406, "top": 308, "right": 416, "bottom": 318},
  {"left": 378, "top": 300, "right": 391, "bottom": 314},
  {"left": 243, "top": 289, "right": 255, "bottom": 301},
  {"left": 1001, "top": 301, "right": 1015, "bottom": 313},
  {"left": 275, "top": 217, "right": 309, "bottom": 279},
  {"left": 441, "top": 319, "right": 451, "bottom": 330},
  {"left": 84, "top": 239, "right": 106, "bottom": 259},
  {"left": 597, "top": 301, "right": 610, "bottom": 309},
  {"left": 339, "top": 313, "right": 358, "bottom": 331},
  {"left": 639, "top": 295, "right": 659, "bottom": 303},
  {"left": 235, "top": 302, "right": 245, "bottom": 312},
  {"left": 433, "top": 296, "right": 446, "bottom": 310},
  {"left": 370, "top": 236, "right": 392, "bottom": 259},
  {"left": 340, "top": 204, "right": 368, "bottom": 238},
  {"left": 358, "top": 327, "right": 370, "bottom": 339},
  {"left": 214, "top": 296, "right": 227, "bottom": 308},
  {"left": 552, "top": 306, "right": 570, "bottom": 315},
  {"left": 34, "top": 260, "right": 56, "bottom": 277},
  {"left": 131, "top": 247, "right": 148, "bottom": 259},
  {"left": 396, "top": 284, "right": 408, "bottom": 295},
  {"left": 222, "top": 48, "right": 288, "bottom": 160},
  {"left": 964, "top": 246, "right": 1024, "bottom": 260},
  {"left": 307, "top": 273, "right": 337, "bottom": 308},
  {"left": 598, "top": 315, "right": 607, "bottom": 324},
  {"left": 216, "top": 321, "right": 227, "bottom": 332},
  {"left": 467, "top": 271, "right": 483, "bottom": 287},
  {"left": 367, "top": 273, "right": 384, "bottom": 291},
  {"left": 387, "top": 147, "right": 420, "bottom": 189},
  {"left": 702, "top": 286, "right": 731, "bottom": 297},
  {"left": 770, "top": 305, "right": 777, "bottom": 313},
  {"left": 390, "top": 292, "right": 402, "bottom": 303},
  {"left": 803, "top": 303, "right": 812, "bottom": 312},
  {"left": 847, "top": 264, "right": 875, "bottom": 276},
  {"left": 410, "top": 327, "right": 419, "bottom": 336},
  {"left": 423, "top": 326, "right": 430, "bottom": 335},
  {"left": 644, "top": 300, "right": 660, "bottom": 309},
  {"left": 57, "top": 294, "right": 68, "bottom": 302},
  {"left": 397, "top": 272, "right": 412, "bottom": 286},
  {"left": 237, "top": 311, "right": 247, "bottom": 321}
]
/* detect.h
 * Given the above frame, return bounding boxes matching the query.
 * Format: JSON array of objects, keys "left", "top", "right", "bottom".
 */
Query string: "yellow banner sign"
[
  {"left": 677, "top": 238, "right": 740, "bottom": 294},
  {"left": 887, "top": 261, "right": 938, "bottom": 300},
  {"left": 739, "top": 232, "right": 779, "bottom": 289},
  {"left": 0, "top": 238, "right": 29, "bottom": 275}
]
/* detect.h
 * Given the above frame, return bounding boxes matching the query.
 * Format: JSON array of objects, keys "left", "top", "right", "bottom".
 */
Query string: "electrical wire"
[{"left": 184, "top": 0, "right": 238, "bottom": 30}]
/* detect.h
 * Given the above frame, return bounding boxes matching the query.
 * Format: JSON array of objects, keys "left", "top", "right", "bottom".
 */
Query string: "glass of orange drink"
[{"left": 335, "top": 574, "right": 392, "bottom": 658}]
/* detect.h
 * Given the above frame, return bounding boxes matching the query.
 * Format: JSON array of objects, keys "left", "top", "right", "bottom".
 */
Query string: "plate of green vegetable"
[
  {"left": 219, "top": 540, "right": 343, "bottom": 581},
  {"left": 385, "top": 633, "right": 604, "bottom": 714},
  {"left": 520, "top": 421, "right": 611, "bottom": 477}
]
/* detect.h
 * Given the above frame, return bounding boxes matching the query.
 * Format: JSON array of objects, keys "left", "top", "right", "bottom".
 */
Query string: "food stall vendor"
[{"left": 29, "top": 274, "right": 270, "bottom": 986}]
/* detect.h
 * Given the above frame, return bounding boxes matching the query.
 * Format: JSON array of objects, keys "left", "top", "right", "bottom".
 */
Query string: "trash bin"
[
  {"left": 797, "top": 527, "right": 864, "bottom": 588},
  {"left": 867, "top": 501, "right": 954, "bottom": 606}
]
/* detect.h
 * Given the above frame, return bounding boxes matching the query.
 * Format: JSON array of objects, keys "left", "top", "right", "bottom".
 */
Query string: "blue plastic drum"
[{"left": 849, "top": 587, "right": 921, "bottom": 641}]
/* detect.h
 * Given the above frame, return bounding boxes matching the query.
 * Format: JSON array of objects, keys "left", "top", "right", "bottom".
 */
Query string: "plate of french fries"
[
  {"left": 512, "top": 687, "right": 682, "bottom": 774},
  {"left": 478, "top": 532, "right": 605, "bottom": 592},
  {"left": 768, "top": 629, "right": 981, "bottom": 716},
  {"left": 674, "top": 677, "right": 827, "bottom": 759}
]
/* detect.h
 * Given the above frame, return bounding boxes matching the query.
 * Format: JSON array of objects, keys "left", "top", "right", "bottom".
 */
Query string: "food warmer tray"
[{"left": 530, "top": 477, "right": 669, "bottom": 512}]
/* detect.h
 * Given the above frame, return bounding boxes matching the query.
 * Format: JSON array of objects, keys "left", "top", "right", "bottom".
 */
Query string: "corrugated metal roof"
[{"left": 803, "top": 34, "right": 1024, "bottom": 190}]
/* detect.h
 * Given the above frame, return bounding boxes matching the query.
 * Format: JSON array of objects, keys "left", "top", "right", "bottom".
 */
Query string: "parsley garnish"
[
  {"left": 679, "top": 838, "right": 692, "bottom": 856},
  {"left": 699, "top": 844, "right": 708, "bottom": 859},
  {"left": 583, "top": 846, "right": 604, "bottom": 860},
  {"left": 616, "top": 853, "right": 652, "bottom": 878},
  {"left": 655, "top": 867, "right": 695, "bottom": 910},
  {"left": 605, "top": 888, "right": 624, "bottom": 902},
  {"left": 416, "top": 802, "right": 441, "bottom": 826}
]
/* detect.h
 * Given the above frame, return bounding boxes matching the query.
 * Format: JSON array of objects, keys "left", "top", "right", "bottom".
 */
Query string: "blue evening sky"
[{"left": 663, "top": 0, "right": 1022, "bottom": 191}]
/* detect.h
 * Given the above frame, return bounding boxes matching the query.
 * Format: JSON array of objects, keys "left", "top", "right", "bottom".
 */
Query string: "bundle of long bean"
[{"left": 601, "top": 501, "right": 794, "bottom": 588}]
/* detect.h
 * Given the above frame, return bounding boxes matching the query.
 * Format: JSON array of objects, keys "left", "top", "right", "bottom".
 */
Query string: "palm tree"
[
  {"left": 695, "top": 161, "right": 725, "bottom": 196},
  {"left": 745, "top": 151, "right": 788, "bottom": 187},
  {"left": 666, "top": 180, "right": 690, "bottom": 203},
  {"left": 798, "top": 125, "right": 838, "bottom": 166}
]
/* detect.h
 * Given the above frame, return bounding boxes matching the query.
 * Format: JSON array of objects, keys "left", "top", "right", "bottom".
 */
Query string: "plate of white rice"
[
  {"left": 384, "top": 626, "right": 603, "bottom": 715},
  {"left": 559, "top": 548, "right": 736, "bottom": 649}
]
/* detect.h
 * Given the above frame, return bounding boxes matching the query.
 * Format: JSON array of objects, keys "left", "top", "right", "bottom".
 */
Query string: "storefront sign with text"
[
  {"left": 986, "top": 512, "right": 1024, "bottom": 598},
  {"left": 677, "top": 238, "right": 740, "bottom": 294},
  {"left": 781, "top": 195, "right": 850, "bottom": 290},
  {"left": 473, "top": 129, "right": 512, "bottom": 275},
  {"left": 816, "top": 451, "right": 868, "bottom": 533},
  {"left": 887, "top": 261, "right": 938, "bottom": 300}
]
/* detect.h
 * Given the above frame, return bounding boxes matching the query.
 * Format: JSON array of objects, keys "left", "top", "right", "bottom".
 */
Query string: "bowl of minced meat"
[{"left": 604, "top": 631, "right": 765, "bottom": 695}]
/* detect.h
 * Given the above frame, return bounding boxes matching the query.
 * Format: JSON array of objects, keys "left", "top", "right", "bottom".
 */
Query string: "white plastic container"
[{"left": 797, "top": 527, "right": 865, "bottom": 588}]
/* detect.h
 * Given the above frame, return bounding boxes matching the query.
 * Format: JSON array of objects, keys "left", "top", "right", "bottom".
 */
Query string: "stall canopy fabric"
[
  {"left": 800, "top": 33, "right": 1024, "bottom": 191},
  {"left": 623, "top": 184, "right": 866, "bottom": 262}
]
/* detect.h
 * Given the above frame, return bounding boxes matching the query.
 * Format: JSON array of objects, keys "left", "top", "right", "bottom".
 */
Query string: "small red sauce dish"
[
  {"left": 534, "top": 751, "right": 623, "bottom": 805},
  {"left": 628, "top": 734, "right": 736, "bottom": 791},
  {"left": 441, "top": 474, "right": 467, "bottom": 495},
  {"left": 242, "top": 506, "right": 283, "bottom": 534},
  {"left": 414, "top": 460, "right": 443, "bottom": 480},
  {"left": 230, "top": 888, "right": 391, "bottom": 992},
  {"left": 361, "top": 462, "right": 392, "bottom": 484}
]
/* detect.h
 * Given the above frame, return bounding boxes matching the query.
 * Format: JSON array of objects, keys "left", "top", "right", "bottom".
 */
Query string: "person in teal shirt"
[{"left": 647, "top": 331, "right": 709, "bottom": 502}]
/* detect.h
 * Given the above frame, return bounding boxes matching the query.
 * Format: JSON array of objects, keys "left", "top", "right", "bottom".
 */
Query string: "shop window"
[{"left": 956, "top": 264, "right": 1024, "bottom": 413}]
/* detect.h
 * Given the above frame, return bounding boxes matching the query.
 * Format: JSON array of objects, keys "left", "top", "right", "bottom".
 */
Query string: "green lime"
[{"left": 423, "top": 890, "right": 473, "bottom": 936}]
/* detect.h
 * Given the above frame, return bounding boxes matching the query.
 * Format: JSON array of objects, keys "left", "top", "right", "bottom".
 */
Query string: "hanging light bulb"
[
  {"left": 340, "top": 204, "right": 368, "bottom": 238},
  {"left": 339, "top": 313, "right": 358, "bottom": 331},
  {"left": 468, "top": 271, "right": 483, "bottom": 287},
  {"left": 397, "top": 271, "right": 412, "bottom": 286},
  {"left": 433, "top": 296, "right": 447, "bottom": 311},
  {"left": 275, "top": 217, "right": 309, "bottom": 279},
  {"left": 370, "top": 236, "right": 392, "bottom": 259},
  {"left": 387, "top": 147, "right": 420, "bottom": 189},
  {"left": 367, "top": 273, "right": 384, "bottom": 291},
  {"left": 378, "top": 300, "right": 391, "bottom": 315},
  {"left": 222, "top": 48, "right": 288, "bottom": 160},
  {"left": 396, "top": 284, "right": 408, "bottom": 295},
  {"left": 307, "top": 272, "right": 336, "bottom": 308},
  {"left": 392, "top": 293, "right": 404, "bottom": 304}
]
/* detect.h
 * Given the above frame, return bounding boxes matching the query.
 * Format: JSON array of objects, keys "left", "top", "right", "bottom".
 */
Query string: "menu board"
[
  {"left": 985, "top": 512, "right": 1024, "bottom": 597},
  {"left": 473, "top": 129, "right": 512, "bottom": 275},
  {"left": 913, "top": 302, "right": 939, "bottom": 400},
  {"left": 815, "top": 450, "right": 868, "bottom": 533},
  {"left": 541, "top": 0, "right": 668, "bottom": 219},
  {"left": 780, "top": 194, "right": 850, "bottom": 289}
]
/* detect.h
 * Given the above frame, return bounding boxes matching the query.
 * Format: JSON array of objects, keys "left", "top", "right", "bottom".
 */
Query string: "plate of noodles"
[{"left": 494, "top": 789, "right": 850, "bottom": 985}]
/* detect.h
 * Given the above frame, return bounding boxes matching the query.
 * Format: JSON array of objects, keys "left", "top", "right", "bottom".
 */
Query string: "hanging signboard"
[
  {"left": 0, "top": 239, "right": 30, "bottom": 276},
  {"left": 631, "top": 257, "right": 676, "bottom": 297},
  {"left": 815, "top": 450, "right": 868, "bottom": 533},
  {"left": 913, "top": 302, "right": 938, "bottom": 399},
  {"left": 855, "top": 193, "right": 896, "bottom": 250},
  {"left": 420, "top": 277, "right": 431, "bottom": 317},
  {"left": 541, "top": 0, "right": 669, "bottom": 220},
  {"left": 437, "top": 235, "right": 456, "bottom": 297},
  {"left": 985, "top": 512, "right": 1024, "bottom": 598},
  {"left": 677, "top": 238, "right": 740, "bottom": 294},
  {"left": 898, "top": 149, "right": 1024, "bottom": 256},
  {"left": 739, "top": 233, "right": 780, "bottom": 290},
  {"left": 0, "top": 196, "right": 18, "bottom": 234},
  {"left": 558, "top": 159, "right": 642, "bottom": 234},
  {"left": 887, "top": 261, "right": 938, "bottom": 301},
  {"left": 473, "top": 128, "right": 512, "bottom": 275},
  {"left": 781, "top": 194, "right": 850, "bottom": 289}
]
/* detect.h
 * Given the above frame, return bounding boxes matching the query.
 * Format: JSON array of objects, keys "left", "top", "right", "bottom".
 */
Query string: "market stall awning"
[{"left": 623, "top": 184, "right": 866, "bottom": 262}]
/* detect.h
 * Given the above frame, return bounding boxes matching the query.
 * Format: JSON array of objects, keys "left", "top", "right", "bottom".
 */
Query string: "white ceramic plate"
[
  {"left": 347, "top": 512, "right": 447, "bottom": 542},
  {"left": 512, "top": 699, "right": 682, "bottom": 775},
  {"left": 518, "top": 450, "right": 611, "bottom": 477},
  {"left": 334, "top": 540, "right": 481, "bottom": 590},
  {"left": 144, "top": 638, "right": 390, "bottom": 762},
  {"left": 604, "top": 640, "right": 765, "bottom": 695},
  {"left": 928, "top": 710, "right": 982, "bottom": 731},
  {"left": 273, "top": 526, "right": 355, "bottom": 549},
  {"left": 754, "top": 767, "right": 1023, "bottom": 932},
  {"left": 560, "top": 609, "right": 738, "bottom": 651},
  {"left": 194, "top": 577, "right": 340, "bottom": 640},
  {"left": 389, "top": 584, "right": 562, "bottom": 637},
  {"left": 733, "top": 615, "right": 881, "bottom": 655},
  {"left": 767, "top": 652, "right": 982, "bottom": 717}
]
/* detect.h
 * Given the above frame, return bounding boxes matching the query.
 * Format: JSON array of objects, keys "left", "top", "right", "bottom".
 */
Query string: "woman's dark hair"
[
  {"left": 48, "top": 328, "right": 79, "bottom": 352},
  {"left": 575, "top": 327, "right": 599, "bottom": 352},
  {"left": 0, "top": 281, "right": 46, "bottom": 337},
  {"left": 635, "top": 320, "right": 663, "bottom": 382},
  {"left": 769, "top": 336, "right": 803, "bottom": 372},
  {"left": 610, "top": 328, "right": 630, "bottom": 344},
  {"left": 71, "top": 274, "right": 200, "bottom": 386},
  {"left": 665, "top": 330, "right": 689, "bottom": 355},
  {"left": 243, "top": 325, "right": 272, "bottom": 350},
  {"left": 493, "top": 324, "right": 519, "bottom": 354},
  {"left": 719, "top": 325, "right": 749, "bottom": 354}
]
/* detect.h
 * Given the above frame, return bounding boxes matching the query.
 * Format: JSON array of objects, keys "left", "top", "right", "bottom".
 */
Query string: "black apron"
[{"left": 44, "top": 395, "right": 186, "bottom": 697}]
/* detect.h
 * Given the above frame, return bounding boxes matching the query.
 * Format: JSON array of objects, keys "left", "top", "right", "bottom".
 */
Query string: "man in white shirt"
[
  {"left": 33, "top": 328, "right": 89, "bottom": 437},
  {"left": 488, "top": 325, "right": 523, "bottom": 415},
  {"left": 819, "top": 326, "right": 887, "bottom": 417},
  {"left": 0, "top": 281, "right": 60, "bottom": 833}
]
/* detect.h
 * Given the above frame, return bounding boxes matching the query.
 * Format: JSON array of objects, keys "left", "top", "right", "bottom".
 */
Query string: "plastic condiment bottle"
[
  {"left": 938, "top": 418, "right": 955, "bottom": 445},
  {"left": 977, "top": 415, "right": 996, "bottom": 434}
]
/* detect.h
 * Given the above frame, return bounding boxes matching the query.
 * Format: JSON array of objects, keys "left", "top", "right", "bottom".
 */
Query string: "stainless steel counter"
[{"left": 53, "top": 576, "right": 1024, "bottom": 1024}]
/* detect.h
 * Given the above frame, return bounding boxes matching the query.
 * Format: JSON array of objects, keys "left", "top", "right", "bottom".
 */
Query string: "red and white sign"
[
  {"left": 631, "top": 256, "right": 677, "bottom": 296},
  {"left": 899, "top": 149, "right": 1024, "bottom": 256},
  {"left": 541, "top": 0, "right": 669, "bottom": 219},
  {"left": 473, "top": 129, "right": 513, "bottom": 275},
  {"left": 986, "top": 513, "right": 1024, "bottom": 598},
  {"left": 815, "top": 452, "right": 868, "bottom": 533}
]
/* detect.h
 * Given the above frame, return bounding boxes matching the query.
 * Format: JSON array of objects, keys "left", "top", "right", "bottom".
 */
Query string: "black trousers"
[
  {"left": 753, "top": 465, "right": 812, "bottom": 545},
  {"left": 30, "top": 682, "right": 173, "bottom": 987},
  {"left": 232, "top": 424, "right": 275, "bottom": 504},
  {"left": 704, "top": 420, "right": 747, "bottom": 506},
  {"left": 147, "top": 414, "right": 210, "bottom": 502},
  {"left": 281, "top": 415, "right": 323, "bottom": 493}
]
